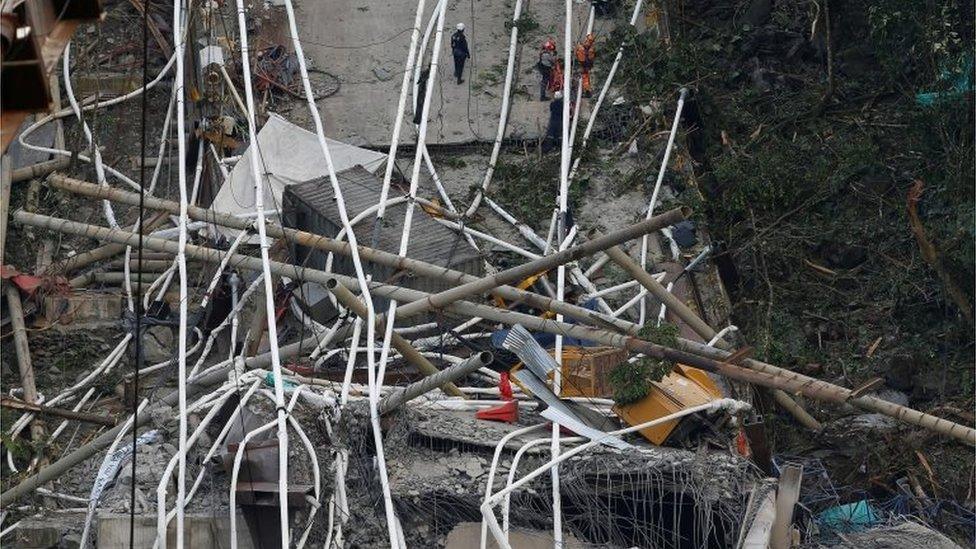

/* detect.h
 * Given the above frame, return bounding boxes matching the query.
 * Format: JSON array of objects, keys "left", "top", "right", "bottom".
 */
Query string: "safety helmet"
[
  {"left": 554, "top": 91, "right": 563, "bottom": 99},
  {"left": 456, "top": 23, "right": 465, "bottom": 31}
]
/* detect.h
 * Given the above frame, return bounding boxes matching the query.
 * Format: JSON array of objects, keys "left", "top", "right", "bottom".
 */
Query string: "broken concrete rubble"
[{"left": 1, "top": 0, "right": 972, "bottom": 547}]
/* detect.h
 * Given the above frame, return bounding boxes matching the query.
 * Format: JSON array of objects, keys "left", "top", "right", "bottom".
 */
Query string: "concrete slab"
[
  {"left": 42, "top": 291, "right": 123, "bottom": 328},
  {"left": 6, "top": 116, "right": 56, "bottom": 169},
  {"left": 290, "top": 0, "right": 606, "bottom": 146},
  {"left": 445, "top": 521, "right": 589, "bottom": 549},
  {"left": 96, "top": 513, "right": 256, "bottom": 549}
]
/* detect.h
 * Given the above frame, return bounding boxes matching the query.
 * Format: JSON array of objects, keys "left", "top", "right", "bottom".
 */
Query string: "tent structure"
[{"left": 209, "top": 113, "right": 387, "bottom": 239}]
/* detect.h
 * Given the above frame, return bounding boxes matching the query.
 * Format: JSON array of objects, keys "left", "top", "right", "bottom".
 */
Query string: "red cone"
[{"left": 476, "top": 400, "right": 518, "bottom": 423}]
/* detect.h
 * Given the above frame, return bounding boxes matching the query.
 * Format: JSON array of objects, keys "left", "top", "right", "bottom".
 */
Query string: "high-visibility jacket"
[{"left": 575, "top": 43, "right": 595, "bottom": 70}]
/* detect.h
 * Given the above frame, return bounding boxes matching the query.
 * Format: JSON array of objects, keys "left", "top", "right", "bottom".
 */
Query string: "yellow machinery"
[
  {"left": 614, "top": 365, "right": 722, "bottom": 445},
  {"left": 512, "top": 346, "right": 723, "bottom": 446}
]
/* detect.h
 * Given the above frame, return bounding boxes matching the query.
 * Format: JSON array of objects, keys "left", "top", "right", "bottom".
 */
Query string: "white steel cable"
[
  {"left": 376, "top": 0, "right": 427, "bottom": 228},
  {"left": 63, "top": 43, "right": 119, "bottom": 230},
  {"left": 432, "top": 217, "right": 539, "bottom": 259},
  {"left": 231, "top": 0, "right": 292, "bottom": 544},
  {"left": 479, "top": 423, "right": 544, "bottom": 549},
  {"left": 79, "top": 398, "right": 149, "bottom": 549},
  {"left": 655, "top": 281, "right": 675, "bottom": 326},
  {"left": 502, "top": 435, "right": 585, "bottom": 539},
  {"left": 170, "top": 0, "right": 191, "bottom": 540},
  {"left": 551, "top": 1, "right": 575, "bottom": 543},
  {"left": 613, "top": 288, "right": 649, "bottom": 318},
  {"left": 482, "top": 399, "right": 750, "bottom": 549},
  {"left": 566, "top": 0, "right": 649, "bottom": 185},
  {"left": 372, "top": 1, "right": 450, "bottom": 543},
  {"left": 412, "top": 0, "right": 445, "bottom": 111},
  {"left": 4, "top": 337, "right": 131, "bottom": 472},
  {"left": 637, "top": 88, "right": 688, "bottom": 325},
  {"left": 154, "top": 382, "right": 239, "bottom": 545},
  {"left": 481, "top": 197, "right": 614, "bottom": 313},
  {"left": 228, "top": 386, "right": 304, "bottom": 549},
  {"left": 567, "top": 8, "right": 595, "bottom": 154},
  {"left": 586, "top": 279, "right": 640, "bottom": 299},
  {"left": 277, "top": 0, "right": 398, "bottom": 541},
  {"left": 465, "top": 0, "right": 525, "bottom": 218},
  {"left": 189, "top": 275, "right": 263, "bottom": 377}
]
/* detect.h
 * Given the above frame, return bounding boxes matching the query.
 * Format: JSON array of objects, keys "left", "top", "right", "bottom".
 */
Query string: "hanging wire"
[{"left": 128, "top": 0, "right": 152, "bottom": 543}]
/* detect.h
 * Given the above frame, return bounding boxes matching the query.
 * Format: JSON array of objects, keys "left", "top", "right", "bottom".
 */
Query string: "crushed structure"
[{"left": 0, "top": 0, "right": 972, "bottom": 548}]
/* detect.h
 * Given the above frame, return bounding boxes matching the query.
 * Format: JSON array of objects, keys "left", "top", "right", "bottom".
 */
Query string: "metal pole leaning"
[
  {"left": 15, "top": 211, "right": 973, "bottom": 445},
  {"left": 324, "top": 279, "right": 464, "bottom": 398},
  {"left": 392, "top": 207, "right": 690, "bottom": 320},
  {"left": 45, "top": 173, "right": 670, "bottom": 332},
  {"left": 603, "top": 243, "right": 823, "bottom": 431},
  {"left": 378, "top": 351, "right": 493, "bottom": 414}
]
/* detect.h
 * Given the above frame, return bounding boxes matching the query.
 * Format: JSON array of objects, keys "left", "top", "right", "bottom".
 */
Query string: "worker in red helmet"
[
  {"left": 547, "top": 56, "right": 565, "bottom": 96},
  {"left": 575, "top": 33, "right": 596, "bottom": 98},
  {"left": 537, "top": 38, "right": 557, "bottom": 100}
]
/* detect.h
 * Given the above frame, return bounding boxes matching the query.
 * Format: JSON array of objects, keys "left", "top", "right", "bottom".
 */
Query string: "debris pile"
[{"left": 1, "top": 0, "right": 972, "bottom": 548}]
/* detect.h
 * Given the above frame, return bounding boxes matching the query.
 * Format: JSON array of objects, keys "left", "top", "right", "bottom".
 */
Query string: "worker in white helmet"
[{"left": 451, "top": 23, "right": 470, "bottom": 84}]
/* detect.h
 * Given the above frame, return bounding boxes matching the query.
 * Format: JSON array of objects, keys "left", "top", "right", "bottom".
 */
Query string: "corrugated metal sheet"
[{"left": 282, "top": 167, "right": 484, "bottom": 319}]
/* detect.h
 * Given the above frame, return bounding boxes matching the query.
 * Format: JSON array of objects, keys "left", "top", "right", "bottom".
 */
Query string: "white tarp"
[{"left": 209, "top": 113, "right": 386, "bottom": 234}]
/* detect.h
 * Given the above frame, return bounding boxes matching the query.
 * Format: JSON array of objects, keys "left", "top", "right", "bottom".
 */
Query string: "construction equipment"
[{"left": 614, "top": 366, "right": 723, "bottom": 445}]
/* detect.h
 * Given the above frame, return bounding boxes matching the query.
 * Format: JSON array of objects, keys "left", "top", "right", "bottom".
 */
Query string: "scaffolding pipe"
[
  {"left": 14, "top": 211, "right": 972, "bottom": 444},
  {"left": 603, "top": 244, "right": 823, "bottom": 432},
  {"left": 378, "top": 351, "right": 492, "bottom": 414},
  {"left": 325, "top": 278, "right": 464, "bottom": 397}
]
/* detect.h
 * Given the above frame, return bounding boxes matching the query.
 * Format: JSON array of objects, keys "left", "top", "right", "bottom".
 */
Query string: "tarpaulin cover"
[{"left": 209, "top": 113, "right": 387, "bottom": 240}]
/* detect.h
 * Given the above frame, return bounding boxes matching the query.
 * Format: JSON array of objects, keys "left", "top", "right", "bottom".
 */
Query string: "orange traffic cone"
[
  {"left": 477, "top": 372, "right": 519, "bottom": 423},
  {"left": 476, "top": 400, "right": 519, "bottom": 423}
]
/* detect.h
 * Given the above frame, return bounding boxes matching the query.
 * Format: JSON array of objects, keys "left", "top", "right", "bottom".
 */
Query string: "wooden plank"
[
  {"left": 1, "top": 113, "right": 29, "bottom": 154},
  {"left": 40, "top": 20, "right": 81, "bottom": 74},
  {"left": 0, "top": 155, "right": 11, "bottom": 261},
  {"left": 1, "top": 15, "right": 82, "bottom": 153},
  {"left": 770, "top": 464, "right": 803, "bottom": 549},
  {"left": 740, "top": 489, "right": 777, "bottom": 548},
  {"left": 4, "top": 284, "right": 47, "bottom": 445},
  {"left": 0, "top": 396, "right": 116, "bottom": 426},
  {"left": 127, "top": 0, "right": 172, "bottom": 58}
]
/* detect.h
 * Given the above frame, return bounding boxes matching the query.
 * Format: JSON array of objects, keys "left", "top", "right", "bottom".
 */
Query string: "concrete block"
[
  {"left": 96, "top": 513, "right": 256, "bottom": 549},
  {"left": 9, "top": 518, "right": 61, "bottom": 548},
  {"left": 445, "top": 522, "right": 587, "bottom": 549},
  {"left": 42, "top": 291, "right": 122, "bottom": 328}
]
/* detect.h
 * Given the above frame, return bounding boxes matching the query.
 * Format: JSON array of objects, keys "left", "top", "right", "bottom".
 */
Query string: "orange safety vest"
[
  {"left": 548, "top": 59, "right": 564, "bottom": 93},
  {"left": 575, "top": 43, "right": 595, "bottom": 69}
]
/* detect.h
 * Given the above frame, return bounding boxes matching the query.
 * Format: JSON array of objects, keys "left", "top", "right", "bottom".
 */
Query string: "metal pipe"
[
  {"left": 15, "top": 211, "right": 973, "bottom": 445},
  {"left": 4, "top": 285, "right": 45, "bottom": 445},
  {"left": 45, "top": 174, "right": 653, "bottom": 331},
  {"left": 11, "top": 157, "right": 70, "bottom": 183},
  {"left": 378, "top": 351, "right": 492, "bottom": 414},
  {"left": 325, "top": 278, "right": 464, "bottom": 397},
  {"left": 604, "top": 243, "right": 823, "bottom": 431},
  {"left": 393, "top": 207, "right": 689, "bottom": 319}
]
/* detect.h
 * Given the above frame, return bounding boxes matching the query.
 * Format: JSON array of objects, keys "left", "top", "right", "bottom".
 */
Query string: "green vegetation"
[
  {"left": 591, "top": 1, "right": 974, "bottom": 526},
  {"left": 600, "top": 1, "right": 973, "bottom": 401},
  {"left": 608, "top": 360, "right": 653, "bottom": 405},
  {"left": 609, "top": 323, "right": 679, "bottom": 406},
  {"left": 490, "top": 155, "right": 589, "bottom": 225}
]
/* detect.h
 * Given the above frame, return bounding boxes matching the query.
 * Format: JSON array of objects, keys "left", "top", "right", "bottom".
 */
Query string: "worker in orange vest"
[
  {"left": 575, "top": 33, "right": 596, "bottom": 98},
  {"left": 547, "top": 57, "right": 565, "bottom": 96}
]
